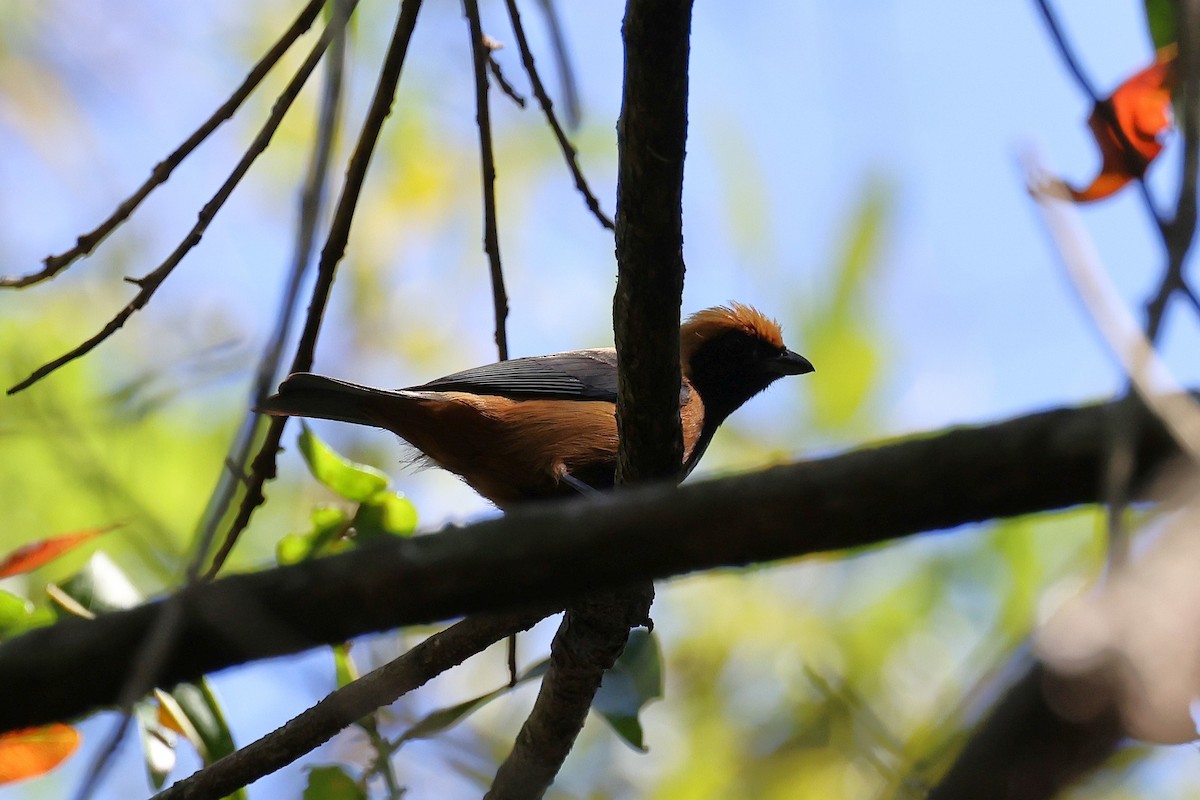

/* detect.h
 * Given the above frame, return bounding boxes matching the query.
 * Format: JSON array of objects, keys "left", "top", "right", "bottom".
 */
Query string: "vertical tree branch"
[
  {"left": 486, "top": 2, "right": 693, "bottom": 797},
  {"left": 465, "top": 0, "right": 510, "bottom": 361}
]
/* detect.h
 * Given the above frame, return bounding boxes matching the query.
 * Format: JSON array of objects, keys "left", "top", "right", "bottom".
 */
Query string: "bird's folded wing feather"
[{"left": 410, "top": 348, "right": 619, "bottom": 400}]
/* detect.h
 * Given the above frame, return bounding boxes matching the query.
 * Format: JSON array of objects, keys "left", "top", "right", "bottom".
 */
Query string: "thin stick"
[
  {"left": 190, "top": 0, "right": 349, "bottom": 580},
  {"left": 488, "top": 50, "right": 528, "bottom": 107},
  {"left": 465, "top": 0, "right": 510, "bottom": 361},
  {"left": 503, "top": 0, "right": 614, "bottom": 231},
  {"left": 205, "top": 0, "right": 427, "bottom": 577},
  {"left": 72, "top": 15, "right": 355, "bottom": 796},
  {"left": 0, "top": 0, "right": 327, "bottom": 289},
  {"left": 153, "top": 609, "right": 552, "bottom": 800},
  {"left": 7, "top": 18, "right": 341, "bottom": 397},
  {"left": 534, "top": 0, "right": 581, "bottom": 128},
  {"left": 1033, "top": 0, "right": 1099, "bottom": 100}
]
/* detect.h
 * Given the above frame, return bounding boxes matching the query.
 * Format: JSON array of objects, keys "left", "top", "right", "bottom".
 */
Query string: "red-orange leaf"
[
  {"left": 1069, "top": 46, "right": 1177, "bottom": 202},
  {"left": 0, "top": 725, "right": 81, "bottom": 784},
  {"left": 0, "top": 523, "right": 122, "bottom": 579}
]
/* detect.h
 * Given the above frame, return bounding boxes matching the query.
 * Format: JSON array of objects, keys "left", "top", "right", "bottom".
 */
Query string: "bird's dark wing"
[{"left": 409, "top": 348, "right": 619, "bottom": 401}]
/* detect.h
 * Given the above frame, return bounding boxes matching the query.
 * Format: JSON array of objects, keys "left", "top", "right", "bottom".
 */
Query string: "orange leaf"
[
  {"left": 0, "top": 725, "right": 81, "bottom": 784},
  {"left": 0, "top": 523, "right": 122, "bottom": 579},
  {"left": 1069, "top": 46, "right": 1177, "bottom": 202}
]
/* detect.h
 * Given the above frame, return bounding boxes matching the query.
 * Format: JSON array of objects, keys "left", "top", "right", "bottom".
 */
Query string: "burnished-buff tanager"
[{"left": 262, "top": 304, "right": 813, "bottom": 507}]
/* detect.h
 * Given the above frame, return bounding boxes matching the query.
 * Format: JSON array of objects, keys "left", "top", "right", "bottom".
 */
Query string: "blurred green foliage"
[{"left": 0, "top": 3, "right": 1180, "bottom": 799}]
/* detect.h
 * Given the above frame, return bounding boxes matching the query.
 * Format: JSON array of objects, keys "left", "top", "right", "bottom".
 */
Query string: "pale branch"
[
  {"left": 155, "top": 608, "right": 552, "bottom": 800},
  {"left": 0, "top": 0, "right": 328, "bottom": 289},
  {"left": 0, "top": 395, "right": 1181, "bottom": 733},
  {"left": 939, "top": 5, "right": 1200, "bottom": 796},
  {"left": 204, "top": 0, "right": 425, "bottom": 577}
]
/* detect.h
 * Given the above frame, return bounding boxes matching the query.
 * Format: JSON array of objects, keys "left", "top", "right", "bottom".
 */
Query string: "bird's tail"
[{"left": 258, "top": 373, "right": 406, "bottom": 429}]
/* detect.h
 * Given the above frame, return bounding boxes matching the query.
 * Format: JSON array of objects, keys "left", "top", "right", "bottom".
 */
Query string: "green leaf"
[
  {"left": 1145, "top": 0, "right": 1177, "bottom": 50},
  {"left": 353, "top": 491, "right": 418, "bottom": 539},
  {"left": 799, "top": 180, "right": 892, "bottom": 431},
  {"left": 55, "top": 552, "right": 143, "bottom": 615},
  {"left": 398, "top": 687, "right": 510, "bottom": 744},
  {"left": 0, "top": 590, "right": 54, "bottom": 639},
  {"left": 276, "top": 507, "right": 352, "bottom": 566},
  {"left": 333, "top": 642, "right": 359, "bottom": 689},
  {"left": 397, "top": 660, "right": 549, "bottom": 745},
  {"left": 168, "top": 681, "right": 239, "bottom": 768},
  {"left": 298, "top": 424, "right": 390, "bottom": 503},
  {"left": 592, "top": 629, "right": 663, "bottom": 752},
  {"left": 303, "top": 765, "right": 366, "bottom": 800}
]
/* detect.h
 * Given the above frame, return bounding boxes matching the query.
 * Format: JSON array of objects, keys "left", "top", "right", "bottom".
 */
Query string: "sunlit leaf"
[
  {"left": 0, "top": 523, "right": 120, "bottom": 578},
  {"left": 0, "top": 590, "right": 53, "bottom": 639},
  {"left": 54, "top": 552, "right": 143, "bottom": 615},
  {"left": 303, "top": 765, "right": 366, "bottom": 800},
  {"left": 353, "top": 491, "right": 418, "bottom": 539},
  {"left": 154, "top": 690, "right": 202, "bottom": 749},
  {"left": 276, "top": 507, "right": 352, "bottom": 566},
  {"left": 0, "top": 724, "right": 81, "bottom": 785},
  {"left": 800, "top": 181, "right": 892, "bottom": 431},
  {"left": 298, "top": 424, "right": 389, "bottom": 503},
  {"left": 807, "top": 325, "right": 879, "bottom": 430},
  {"left": 593, "top": 629, "right": 663, "bottom": 751},
  {"left": 333, "top": 642, "right": 359, "bottom": 689}
]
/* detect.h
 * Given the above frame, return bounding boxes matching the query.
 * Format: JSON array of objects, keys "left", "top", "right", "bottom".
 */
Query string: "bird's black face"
[{"left": 685, "top": 331, "right": 814, "bottom": 424}]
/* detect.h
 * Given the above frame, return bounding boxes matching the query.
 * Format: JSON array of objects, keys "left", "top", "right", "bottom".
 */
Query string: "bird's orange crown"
[{"left": 680, "top": 303, "right": 785, "bottom": 364}]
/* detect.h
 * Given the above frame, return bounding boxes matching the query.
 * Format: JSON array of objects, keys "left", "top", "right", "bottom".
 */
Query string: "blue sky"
[{"left": 3, "top": 1, "right": 1196, "bottom": 797}]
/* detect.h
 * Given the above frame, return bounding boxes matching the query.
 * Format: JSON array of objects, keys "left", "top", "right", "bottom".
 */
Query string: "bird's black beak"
[{"left": 766, "top": 349, "right": 815, "bottom": 376}]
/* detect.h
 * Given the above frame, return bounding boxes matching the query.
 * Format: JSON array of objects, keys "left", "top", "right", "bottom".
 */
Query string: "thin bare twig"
[
  {"left": 1033, "top": 0, "right": 1099, "bottom": 99},
  {"left": 486, "top": 48, "right": 528, "bottom": 107},
  {"left": 503, "top": 0, "right": 614, "bottom": 231},
  {"left": 7, "top": 17, "right": 343, "bottom": 397},
  {"left": 1034, "top": 0, "right": 1167, "bottom": 231},
  {"left": 71, "top": 13, "right": 354, "bottom": 798},
  {"left": 190, "top": 0, "right": 349, "bottom": 580},
  {"left": 0, "top": 0, "right": 327, "bottom": 289},
  {"left": 465, "top": 0, "right": 510, "bottom": 361},
  {"left": 534, "top": 0, "right": 580, "bottom": 128},
  {"left": 205, "top": 0, "right": 427, "bottom": 577},
  {"left": 154, "top": 609, "right": 552, "bottom": 800}
]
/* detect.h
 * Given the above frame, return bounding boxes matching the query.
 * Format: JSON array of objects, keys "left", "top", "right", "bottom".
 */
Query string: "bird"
[{"left": 261, "top": 303, "right": 813, "bottom": 508}]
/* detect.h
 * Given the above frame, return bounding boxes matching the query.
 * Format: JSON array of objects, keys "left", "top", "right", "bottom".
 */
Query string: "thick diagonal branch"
[{"left": 0, "top": 396, "right": 1182, "bottom": 733}]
